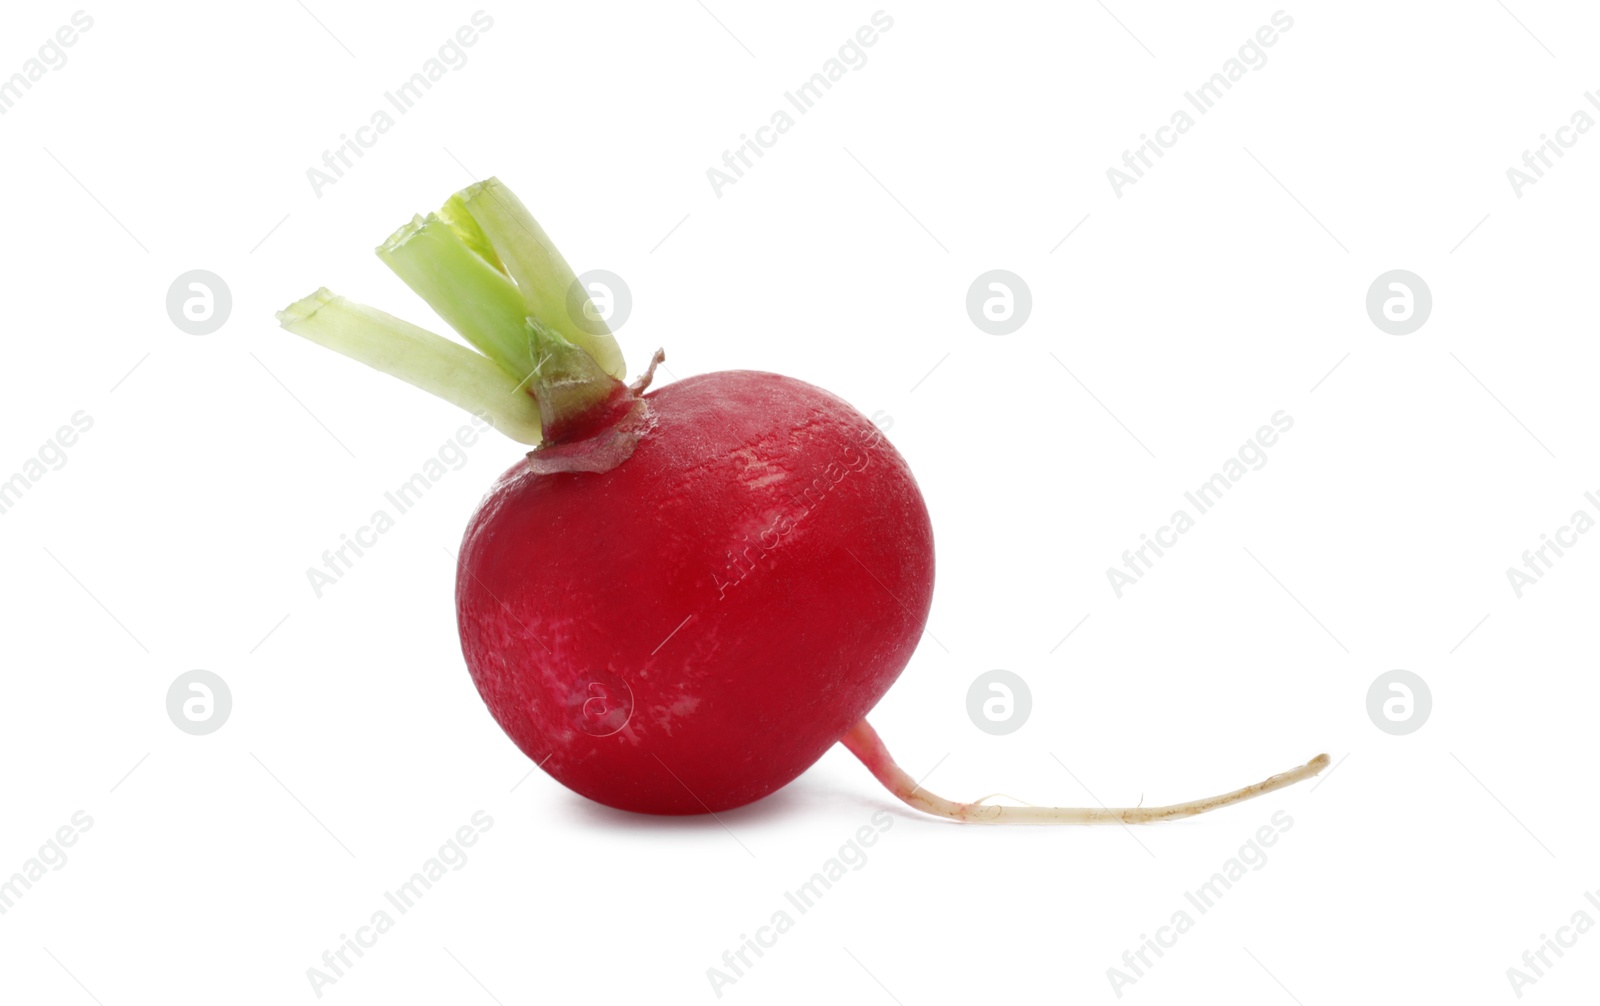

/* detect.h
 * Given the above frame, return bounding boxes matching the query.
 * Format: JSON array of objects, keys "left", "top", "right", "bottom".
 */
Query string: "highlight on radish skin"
[{"left": 277, "top": 176, "right": 1329, "bottom": 824}]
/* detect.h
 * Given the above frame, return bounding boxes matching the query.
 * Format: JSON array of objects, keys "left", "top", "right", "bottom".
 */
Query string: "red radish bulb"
[
  {"left": 458, "top": 368, "right": 933, "bottom": 813},
  {"left": 279, "top": 178, "right": 1328, "bottom": 824}
]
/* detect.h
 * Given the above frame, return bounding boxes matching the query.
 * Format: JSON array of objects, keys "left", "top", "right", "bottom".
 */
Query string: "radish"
[{"left": 279, "top": 178, "right": 1328, "bottom": 821}]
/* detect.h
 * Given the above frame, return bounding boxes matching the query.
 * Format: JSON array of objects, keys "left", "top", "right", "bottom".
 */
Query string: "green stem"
[
  {"left": 524, "top": 318, "right": 627, "bottom": 441},
  {"left": 278, "top": 177, "right": 631, "bottom": 447},
  {"left": 376, "top": 213, "right": 537, "bottom": 384},
  {"left": 277, "top": 289, "right": 543, "bottom": 444},
  {"left": 454, "top": 179, "right": 627, "bottom": 380}
]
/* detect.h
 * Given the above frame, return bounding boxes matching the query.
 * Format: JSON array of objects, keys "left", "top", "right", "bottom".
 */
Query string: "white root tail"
[{"left": 840, "top": 719, "right": 1329, "bottom": 824}]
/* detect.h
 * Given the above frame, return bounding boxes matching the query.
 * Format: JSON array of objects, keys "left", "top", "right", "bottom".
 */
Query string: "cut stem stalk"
[
  {"left": 277, "top": 289, "right": 543, "bottom": 444},
  {"left": 455, "top": 178, "right": 627, "bottom": 379},
  {"left": 376, "top": 213, "right": 536, "bottom": 384}
]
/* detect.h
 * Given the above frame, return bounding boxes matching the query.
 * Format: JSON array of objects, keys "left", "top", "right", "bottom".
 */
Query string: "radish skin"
[{"left": 455, "top": 370, "right": 936, "bottom": 814}]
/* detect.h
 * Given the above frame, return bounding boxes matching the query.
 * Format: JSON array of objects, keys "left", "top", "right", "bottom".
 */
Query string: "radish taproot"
[{"left": 278, "top": 178, "right": 1329, "bottom": 821}]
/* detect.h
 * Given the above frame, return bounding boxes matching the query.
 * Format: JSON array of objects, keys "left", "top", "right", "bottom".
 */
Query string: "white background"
[{"left": 2, "top": 1, "right": 1597, "bottom": 1003}]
